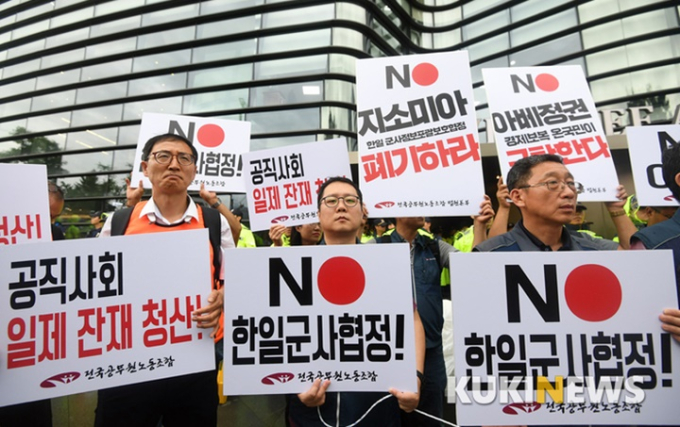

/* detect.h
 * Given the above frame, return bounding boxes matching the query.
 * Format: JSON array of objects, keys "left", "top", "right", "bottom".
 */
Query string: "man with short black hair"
[
  {"left": 475, "top": 154, "right": 633, "bottom": 252},
  {"left": 95, "top": 133, "right": 234, "bottom": 426},
  {"left": 288, "top": 176, "right": 425, "bottom": 427}
]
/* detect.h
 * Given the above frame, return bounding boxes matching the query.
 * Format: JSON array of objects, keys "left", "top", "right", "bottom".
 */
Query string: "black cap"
[
  {"left": 575, "top": 204, "right": 587, "bottom": 211},
  {"left": 231, "top": 208, "right": 244, "bottom": 218},
  {"left": 90, "top": 210, "right": 102, "bottom": 218}
]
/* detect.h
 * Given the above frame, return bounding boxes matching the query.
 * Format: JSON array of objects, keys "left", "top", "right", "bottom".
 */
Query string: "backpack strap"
[
  {"left": 200, "top": 206, "right": 222, "bottom": 286},
  {"left": 110, "top": 207, "right": 134, "bottom": 236}
]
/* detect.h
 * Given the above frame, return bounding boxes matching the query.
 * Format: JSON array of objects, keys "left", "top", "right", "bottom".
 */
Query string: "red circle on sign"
[
  {"left": 535, "top": 73, "right": 559, "bottom": 92},
  {"left": 196, "top": 124, "right": 225, "bottom": 148},
  {"left": 412, "top": 63, "right": 438, "bottom": 86},
  {"left": 317, "top": 257, "right": 365, "bottom": 305},
  {"left": 564, "top": 264, "right": 622, "bottom": 322}
]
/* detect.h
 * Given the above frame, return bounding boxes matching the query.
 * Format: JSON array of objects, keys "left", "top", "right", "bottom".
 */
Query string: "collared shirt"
[{"left": 517, "top": 220, "right": 573, "bottom": 251}]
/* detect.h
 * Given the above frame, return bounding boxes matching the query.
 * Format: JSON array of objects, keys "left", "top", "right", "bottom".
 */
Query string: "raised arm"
[{"left": 200, "top": 183, "right": 241, "bottom": 244}]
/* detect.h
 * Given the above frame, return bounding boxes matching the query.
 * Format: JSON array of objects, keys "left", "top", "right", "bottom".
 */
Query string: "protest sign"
[
  {"left": 627, "top": 125, "right": 680, "bottom": 206},
  {"left": 0, "top": 229, "right": 215, "bottom": 406},
  {"left": 483, "top": 66, "right": 619, "bottom": 201},
  {"left": 222, "top": 244, "right": 417, "bottom": 395},
  {"left": 0, "top": 163, "right": 52, "bottom": 245},
  {"left": 130, "top": 112, "right": 251, "bottom": 192},
  {"left": 356, "top": 51, "right": 485, "bottom": 217},
  {"left": 241, "top": 138, "right": 351, "bottom": 231},
  {"left": 450, "top": 251, "right": 679, "bottom": 425}
]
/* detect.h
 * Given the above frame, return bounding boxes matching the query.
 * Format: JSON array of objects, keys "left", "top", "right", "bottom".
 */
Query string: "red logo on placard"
[
  {"left": 261, "top": 372, "right": 295, "bottom": 385},
  {"left": 535, "top": 73, "right": 559, "bottom": 92},
  {"left": 40, "top": 372, "right": 80, "bottom": 388},
  {"left": 271, "top": 216, "right": 290, "bottom": 224},
  {"left": 318, "top": 257, "right": 365, "bottom": 305},
  {"left": 196, "top": 124, "right": 225, "bottom": 148},
  {"left": 375, "top": 201, "right": 395, "bottom": 209},
  {"left": 502, "top": 402, "right": 541, "bottom": 415},
  {"left": 664, "top": 195, "right": 675, "bottom": 202},
  {"left": 564, "top": 264, "right": 622, "bottom": 322},
  {"left": 411, "top": 63, "right": 438, "bottom": 86}
]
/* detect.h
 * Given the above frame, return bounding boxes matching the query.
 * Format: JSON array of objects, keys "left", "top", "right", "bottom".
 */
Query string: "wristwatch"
[{"left": 211, "top": 200, "right": 222, "bottom": 209}]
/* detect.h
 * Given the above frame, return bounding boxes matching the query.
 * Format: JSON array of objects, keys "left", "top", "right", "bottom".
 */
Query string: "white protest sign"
[
  {"left": 222, "top": 244, "right": 417, "bottom": 395},
  {"left": 483, "top": 66, "right": 619, "bottom": 201},
  {"left": 0, "top": 163, "right": 52, "bottom": 245},
  {"left": 627, "top": 125, "right": 680, "bottom": 206},
  {"left": 0, "top": 229, "right": 215, "bottom": 407},
  {"left": 130, "top": 112, "right": 251, "bottom": 192},
  {"left": 450, "top": 251, "right": 680, "bottom": 425},
  {"left": 356, "top": 51, "right": 485, "bottom": 217},
  {"left": 241, "top": 138, "right": 351, "bottom": 232}
]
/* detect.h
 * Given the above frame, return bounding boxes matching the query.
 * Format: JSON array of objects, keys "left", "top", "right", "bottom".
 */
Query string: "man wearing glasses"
[
  {"left": 95, "top": 133, "right": 235, "bottom": 426},
  {"left": 288, "top": 176, "right": 425, "bottom": 426},
  {"left": 475, "top": 154, "right": 635, "bottom": 253}
]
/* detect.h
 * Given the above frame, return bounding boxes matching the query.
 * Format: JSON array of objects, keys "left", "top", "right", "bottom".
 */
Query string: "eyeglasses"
[
  {"left": 321, "top": 195, "right": 360, "bottom": 208},
  {"left": 150, "top": 150, "right": 195, "bottom": 166},
  {"left": 517, "top": 180, "right": 584, "bottom": 194}
]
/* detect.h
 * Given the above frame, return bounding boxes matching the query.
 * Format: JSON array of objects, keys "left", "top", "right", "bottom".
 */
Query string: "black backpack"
[{"left": 110, "top": 205, "right": 223, "bottom": 285}]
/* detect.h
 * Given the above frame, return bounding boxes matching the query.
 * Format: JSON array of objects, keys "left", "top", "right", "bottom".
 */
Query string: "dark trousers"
[
  {"left": 0, "top": 399, "right": 52, "bottom": 427},
  {"left": 95, "top": 370, "right": 218, "bottom": 427},
  {"left": 402, "top": 345, "right": 447, "bottom": 427}
]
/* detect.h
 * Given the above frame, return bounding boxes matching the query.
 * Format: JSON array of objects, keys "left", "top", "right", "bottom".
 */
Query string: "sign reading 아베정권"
[
  {"left": 626, "top": 125, "right": 680, "bottom": 207},
  {"left": 0, "top": 163, "right": 52, "bottom": 246},
  {"left": 222, "top": 244, "right": 417, "bottom": 395},
  {"left": 131, "top": 113, "right": 251, "bottom": 193},
  {"left": 241, "top": 138, "right": 351, "bottom": 232},
  {"left": 450, "top": 251, "right": 680, "bottom": 425},
  {"left": 356, "top": 52, "right": 485, "bottom": 217},
  {"left": 0, "top": 229, "right": 215, "bottom": 407},
  {"left": 483, "top": 66, "right": 619, "bottom": 201}
]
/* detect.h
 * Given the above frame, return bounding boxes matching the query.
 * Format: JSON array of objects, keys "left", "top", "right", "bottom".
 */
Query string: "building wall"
[{"left": 0, "top": 0, "right": 679, "bottom": 217}]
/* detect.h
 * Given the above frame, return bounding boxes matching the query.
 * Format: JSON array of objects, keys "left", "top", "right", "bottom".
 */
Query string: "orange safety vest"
[{"left": 124, "top": 202, "right": 224, "bottom": 342}]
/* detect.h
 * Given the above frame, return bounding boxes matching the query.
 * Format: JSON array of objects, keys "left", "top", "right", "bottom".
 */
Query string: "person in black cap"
[{"left": 87, "top": 211, "right": 109, "bottom": 238}]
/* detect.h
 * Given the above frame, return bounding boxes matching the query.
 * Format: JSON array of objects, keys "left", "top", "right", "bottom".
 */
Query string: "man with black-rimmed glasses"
[
  {"left": 95, "top": 133, "right": 235, "bottom": 427},
  {"left": 475, "top": 154, "right": 634, "bottom": 253}
]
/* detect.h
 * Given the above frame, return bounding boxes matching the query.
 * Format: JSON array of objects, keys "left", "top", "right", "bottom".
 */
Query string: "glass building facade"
[{"left": 1, "top": 0, "right": 679, "bottom": 217}]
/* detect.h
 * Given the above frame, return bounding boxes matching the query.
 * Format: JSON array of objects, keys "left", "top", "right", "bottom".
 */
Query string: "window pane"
[
  {"left": 124, "top": 97, "right": 183, "bottom": 120},
  {"left": 182, "top": 90, "right": 249, "bottom": 114},
  {"left": 45, "top": 28, "right": 90, "bottom": 49},
  {"left": 510, "top": 9, "right": 576, "bottom": 46},
  {"left": 86, "top": 38, "right": 137, "bottom": 59},
  {"left": 193, "top": 40, "right": 257, "bottom": 63},
  {"left": 41, "top": 49, "right": 85, "bottom": 69},
  {"left": 258, "top": 29, "right": 330, "bottom": 54},
  {"left": 255, "top": 55, "right": 327, "bottom": 79},
  {"left": 27, "top": 113, "right": 72, "bottom": 133},
  {"left": 90, "top": 16, "right": 140, "bottom": 38},
  {"left": 133, "top": 49, "right": 191, "bottom": 72},
  {"left": 36, "top": 70, "right": 81, "bottom": 90},
  {"left": 188, "top": 64, "right": 252, "bottom": 88},
  {"left": 250, "top": 82, "right": 323, "bottom": 107},
  {"left": 32, "top": 90, "right": 76, "bottom": 111},
  {"left": 71, "top": 105, "right": 123, "bottom": 127},
  {"left": 137, "top": 27, "right": 195, "bottom": 49},
  {"left": 142, "top": 4, "right": 199, "bottom": 25},
  {"left": 510, "top": 33, "right": 581, "bottom": 66},
  {"left": 82, "top": 59, "right": 133, "bottom": 81},
  {"left": 262, "top": 5, "right": 333, "bottom": 28},
  {"left": 247, "top": 108, "right": 320, "bottom": 134},
  {"left": 197, "top": 16, "right": 260, "bottom": 39},
  {"left": 128, "top": 73, "right": 187, "bottom": 96},
  {"left": 77, "top": 82, "right": 128, "bottom": 104}
]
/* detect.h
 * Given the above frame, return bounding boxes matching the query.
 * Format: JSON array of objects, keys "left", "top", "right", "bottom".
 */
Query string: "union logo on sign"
[{"left": 40, "top": 372, "right": 81, "bottom": 388}]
